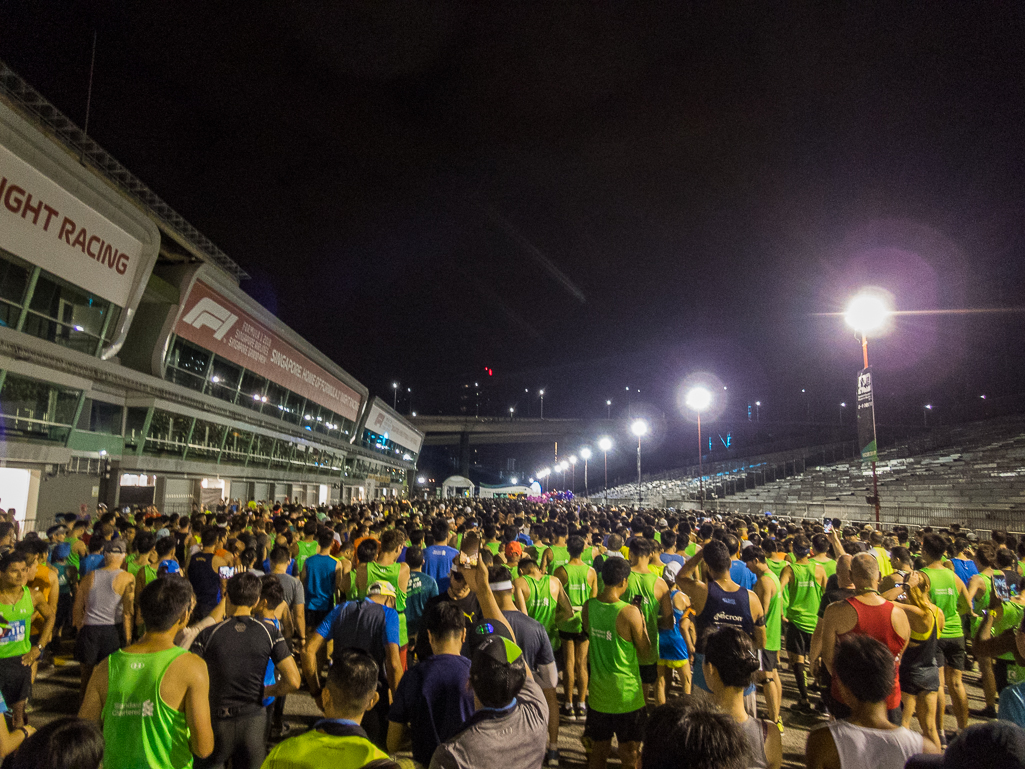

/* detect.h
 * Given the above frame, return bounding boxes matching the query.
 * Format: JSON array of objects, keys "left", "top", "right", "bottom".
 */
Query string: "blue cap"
[{"left": 52, "top": 543, "right": 71, "bottom": 561}]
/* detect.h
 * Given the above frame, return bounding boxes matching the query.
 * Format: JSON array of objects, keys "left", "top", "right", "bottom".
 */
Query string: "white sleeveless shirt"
[{"left": 827, "top": 719, "right": 924, "bottom": 769}]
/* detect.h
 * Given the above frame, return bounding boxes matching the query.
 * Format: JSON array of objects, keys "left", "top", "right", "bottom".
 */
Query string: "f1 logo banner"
[
  {"left": 856, "top": 367, "right": 878, "bottom": 463},
  {"left": 174, "top": 281, "right": 362, "bottom": 421}
]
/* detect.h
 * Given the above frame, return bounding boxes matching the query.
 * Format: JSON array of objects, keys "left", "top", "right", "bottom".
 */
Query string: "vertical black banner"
[{"left": 856, "top": 367, "right": 878, "bottom": 463}]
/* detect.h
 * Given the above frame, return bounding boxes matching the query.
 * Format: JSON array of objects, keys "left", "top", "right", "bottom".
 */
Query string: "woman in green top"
[{"left": 554, "top": 535, "right": 598, "bottom": 721}]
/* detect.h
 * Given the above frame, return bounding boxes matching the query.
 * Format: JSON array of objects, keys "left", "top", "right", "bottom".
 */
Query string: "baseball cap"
[
  {"left": 103, "top": 540, "right": 127, "bottom": 554},
  {"left": 905, "top": 721, "right": 1025, "bottom": 769},
  {"left": 51, "top": 543, "right": 71, "bottom": 561},
  {"left": 662, "top": 561, "right": 682, "bottom": 585},
  {"left": 504, "top": 541, "right": 523, "bottom": 559},
  {"left": 158, "top": 559, "right": 181, "bottom": 576},
  {"left": 368, "top": 580, "right": 397, "bottom": 598},
  {"left": 465, "top": 622, "right": 517, "bottom": 659}
]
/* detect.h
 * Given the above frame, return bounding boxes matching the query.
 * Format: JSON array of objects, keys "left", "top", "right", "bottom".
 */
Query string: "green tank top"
[
  {"left": 102, "top": 646, "right": 193, "bottom": 769},
  {"left": 529, "top": 544, "right": 549, "bottom": 564},
  {"left": 585, "top": 598, "right": 645, "bottom": 714},
  {"left": 766, "top": 558, "right": 788, "bottom": 578},
  {"left": 624, "top": 570, "right": 660, "bottom": 665},
  {"left": 581, "top": 548, "right": 595, "bottom": 567},
  {"left": 66, "top": 537, "right": 81, "bottom": 570},
  {"left": 996, "top": 602, "right": 1025, "bottom": 664},
  {"left": 485, "top": 542, "right": 501, "bottom": 555},
  {"left": 923, "top": 565, "right": 963, "bottom": 639},
  {"left": 0, "top": 587, "right": 33, "bottom": 658},
  {"left": 785, "top": 561, "right": 822, "bottom": 634},
  {"left": 557, "top": 563, "right": 591, "bottom": 634},
  {"left": 525, "top": 575, "right": 556, "bottom": 633},
  {"left": 684, "top": 542, "right": 698, "bottom": 557},
  {"left": 296, "top": 540, "right": 319, "bottom": 574},
  {"left": 547, "top": 545, "right": 571, "bottom": 575},
  {"left": 814, "top": 556, "right": 837, "bottom": 580},
  {"left": 365, "top": 561, "right": 408, "bottom": 647},
  {"left": 763, "top": 569, "right": 783, "bottom": 652},
  {"left": 973, "top": 573, "right": 993, "bottom": 616}
]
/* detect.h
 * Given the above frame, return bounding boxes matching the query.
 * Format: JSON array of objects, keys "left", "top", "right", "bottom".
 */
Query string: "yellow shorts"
[{"left": 658, "top": 659, "right": 690, "bottom": 669}]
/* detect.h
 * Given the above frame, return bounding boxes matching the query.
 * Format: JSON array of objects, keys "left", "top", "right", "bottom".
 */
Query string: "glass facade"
[
  {"left": 0, "top": 371, "right": 81, "bottom": 442},
  {"left": 0, "top": 248, "right": 122, "bottom": 356},
  {"left": 361, "top": 428, "right": 420, "bottom": 464},
  {"left": 163, "top": 336, "right": 357, "bottom": 439}
]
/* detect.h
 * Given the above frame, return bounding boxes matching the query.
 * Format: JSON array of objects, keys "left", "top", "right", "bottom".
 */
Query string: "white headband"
[{"left": 489, "top": 580, "right": 514, "bottom": 592}]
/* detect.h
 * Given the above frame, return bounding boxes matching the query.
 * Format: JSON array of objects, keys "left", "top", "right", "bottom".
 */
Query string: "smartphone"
[
  {"left": 218, "top": 566, "right": 236, "bottom": 579},
  {"left": 823, "top": 517, "right": 833, "bottom": 533},
  {"left": 631, "top": 594, "right": 644, "bottom": 607},
  {"left": 993, "top": 573, "right": 1010, "bottom": 602},
  {"left": 459, "top": 552, "right": 479, "bottom": 568}
]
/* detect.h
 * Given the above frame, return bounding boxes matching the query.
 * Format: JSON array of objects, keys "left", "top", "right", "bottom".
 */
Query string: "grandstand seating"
[{"left": 603, "top": 415, "right": 1025, "bottom": 517}]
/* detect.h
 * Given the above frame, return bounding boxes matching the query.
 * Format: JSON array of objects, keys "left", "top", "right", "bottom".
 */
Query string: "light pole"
[
  {"left": 407, "top": 387, "right": 412, "bottom": 414},
  {"left": 606, "top": 399, "right": 611, "bottom": 419},
  {"left": 580, "top": 448, "right": 591, "bottom": 497},
  {"left": 539, "top": 390, "right": 545, "bottom": 420},
  {"left": 924, "top": 404, "right": 932, "bottom": 426},
  {"left": 845, "top": 291, "right": 891, "bottom": 524},
  {"left": 631, "top": 419, "right": 648, "bottom": 509},
  {"left": 525, "top": 389, "right": 530, "bottom": 417},
  {"left": 598, "top": 437, "right": 612, "bottom": 505},
  {"left": 509, "top": 406, "right": 515, "bottom": 420},
  {"left": 840, "top": 402, "right": 846, "bottom": 425},
  {"left": 558, "top": 461, "right": 568, "bottom": 490},
  {"left": 755, "top": 401, "right": 761, "bottom": 422},
  {"left": 539, "top": 467, "right": 550, "bottom": 493},
  {"left": 569, "top": 455, "right": 577, "bottom": 492},
  {"left": 392, "top": 382, "right": 399, "bottom": 410},
  {"left": 685, "top": 387, "right": 712, "bottom": 508}
]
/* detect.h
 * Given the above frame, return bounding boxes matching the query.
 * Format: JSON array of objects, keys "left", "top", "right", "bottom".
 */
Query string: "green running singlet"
[
  {"left": 585, "top": 598, "right": 645, "bottom": 714},
  {"left": 525, "top": 575, "right": 556, "bottom": 634},
  {"left": 296, "top": 540, "right": 318, "bottom": 574},
  {"left": 547, "top": 545, "right": 571, "bottom": 575},
  {"left": 624, "top": 570, "right": 660, "bottom": 665},
  {"left": 365, "top": 561, "right": 408, "bottom": 647},
  {"left": 785, "top": 562, "right": 822, "bottom": 634},
  {"left": 102, "top": 646, "right": 193, "bottom": 769},
  {"left": 557, "top": 563, "right": 591, "bottom": 634},
  {"left": 762, "top": 569, "right": 783, "bottom": 653},
  {"left": 923, "top": 566, "right": 963, "bottom": 639},
  {"left": 0, "top": 587, "right": 33, "bottom": 658}
]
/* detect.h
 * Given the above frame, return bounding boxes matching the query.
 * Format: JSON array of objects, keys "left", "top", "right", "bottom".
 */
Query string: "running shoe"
[
  {"left": 560, "top": 702, "right": 575, "bottom": 721},
  {"left": 576, "top": 702, "right": 588, "bottom": 722},
  {"left": 545, "top": 748, "right": 560, "bottom": 767}
]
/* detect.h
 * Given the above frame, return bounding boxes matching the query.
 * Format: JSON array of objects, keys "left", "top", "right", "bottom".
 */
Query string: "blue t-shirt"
[
  {"left": 405, "top": 570, "right": 439, "bottom": 639},
  {"left": 303, "top": 554, "right": 337, "bottom": 612},
  {"left": 388, "top": 653, "right": 474, "bottom": 766},
  {"left": 423, "top": 545, "right": 459, "bottom": 593},
  {"left": 316, "top": 599, "right": 400, "bottom": 653},
  {"left": 730, "top": 559, "right": 757, "bottom": 590},
  {"left": 952, "top": 557, "right": 979, "bottom": 588},
  {"left": 999, "top": 681, "right": 1025, "bottom": 728}
]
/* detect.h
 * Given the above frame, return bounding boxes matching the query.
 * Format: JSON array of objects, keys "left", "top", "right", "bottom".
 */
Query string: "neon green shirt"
[
  {"left": 923, "top": 565, "right": 963, "bottom": 639},
  {"left": 785, "top": 561, "right": 822, "bottom": 634},
  {"left": 586, "top": 598, "right": 645, "bottom": 714},
  {"left": 624, "top": 569, "right": 660, "bottom": 665}
]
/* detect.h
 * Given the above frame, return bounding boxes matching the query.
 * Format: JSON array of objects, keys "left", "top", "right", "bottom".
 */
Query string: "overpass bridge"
[{"left": 409, "top": 416, "right": 664, "bottom": 476}]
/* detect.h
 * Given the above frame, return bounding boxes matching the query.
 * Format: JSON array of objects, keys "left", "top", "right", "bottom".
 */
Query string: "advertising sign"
[
  {"left": 0, "top": 144, "right": 144, "bottom": 307},
  {"left": 856, "top": 367, "right": 878, "bottom": 463},
  {"left": 175, "top": 281, "right": 362, "bottom": 421},
  {"left": 364, "top": 402, "right": 423, "bottom": 455}
]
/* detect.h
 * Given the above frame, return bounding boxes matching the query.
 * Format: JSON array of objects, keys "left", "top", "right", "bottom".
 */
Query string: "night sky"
[{"left": 2, "top": 3, "right": 1024, "bottom": 478}]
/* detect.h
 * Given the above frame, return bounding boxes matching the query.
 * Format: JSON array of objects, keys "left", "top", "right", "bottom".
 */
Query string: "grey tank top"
[
  {"left": 84, "top": 569, "right": 123, "bottom": 626},
  {"left": 738, "top": 716, "right": 768, "bottom": 769}
]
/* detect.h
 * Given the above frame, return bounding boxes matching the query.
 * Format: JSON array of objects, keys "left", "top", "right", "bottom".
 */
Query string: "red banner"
[{"left": 175, "top": 281, "right": 361, "bottom": 421}]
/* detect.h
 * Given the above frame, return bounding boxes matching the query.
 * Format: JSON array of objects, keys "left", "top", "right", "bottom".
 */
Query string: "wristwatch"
[{"left": 18, "top": 726, "right": 29, "bottom": 738}]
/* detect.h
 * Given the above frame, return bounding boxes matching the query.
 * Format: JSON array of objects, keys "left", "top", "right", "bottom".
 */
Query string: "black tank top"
[
  {"left": 695, "top": 580, "right": 754, "bottom": 652},
  {"left": 188, "top": 552, "right": 221, "bottom": 607}
]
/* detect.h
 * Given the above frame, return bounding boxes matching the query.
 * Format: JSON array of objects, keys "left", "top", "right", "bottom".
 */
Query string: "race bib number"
[{"left": 0, "top": 620, "right": 26, "bottom": 646}]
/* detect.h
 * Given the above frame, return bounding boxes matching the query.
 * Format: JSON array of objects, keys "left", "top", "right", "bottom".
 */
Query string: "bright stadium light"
[
  {"left": 580, "top": 448, "right": 592, "bottom": 461},
  {"left": 569, "top": 455, "right": 577, "bottom": 464},
  {"left": 630, "top": 419, "right": 648, "bottom": 437},
  {"left": 844, "top": 292, "right": 891, "bottom": 334},
  {"left": 685, "top": 387, "right": 712, "bottom": 413},
  {"left": 598, "top": 437, "right": 613, "bottom": 452}
]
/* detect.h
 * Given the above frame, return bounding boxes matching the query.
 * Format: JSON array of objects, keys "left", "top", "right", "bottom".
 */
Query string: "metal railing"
[{"left": 0, "top": 60, "right": 250, "bottom": 282}]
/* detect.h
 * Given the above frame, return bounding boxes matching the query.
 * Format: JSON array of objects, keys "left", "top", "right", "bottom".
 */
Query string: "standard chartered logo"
[{"left": 142, "top": 700, "right": 154, "bottom": 717}]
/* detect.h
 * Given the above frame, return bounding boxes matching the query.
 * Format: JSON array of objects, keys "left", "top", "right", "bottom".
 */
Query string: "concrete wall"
[{"left": 35, "top": 472, "right": 99, "bottom": 531}]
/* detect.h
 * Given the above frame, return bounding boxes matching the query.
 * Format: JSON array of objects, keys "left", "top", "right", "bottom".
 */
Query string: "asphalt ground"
[{"left": 28, "top": 650, "right": 995, "bottom": 768}]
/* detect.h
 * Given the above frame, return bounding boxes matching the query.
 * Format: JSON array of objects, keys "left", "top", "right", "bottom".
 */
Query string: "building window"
[
  {"left": 0, "top": 249, "right": 31, "bottom": 329},
  {"left": 187, "top": 419, "right": 226, "bottom": 462},
  {"left": 23, "top": 271, "right": 121, "bottom": 355},
  {"left": 0, "top": 372, "right": 81, "bottom": 442},
  {"left": 144, "top": 409, "right": 193, "bottom": 457},
  {"left": 164, "top": 337, "right": 210, "bottom": 392},
  {"left": 206, "top": 356, "right": 243, "bottom": 404},
  {"left": 89, "top": 401, "right": 123, "bottom": 435}
]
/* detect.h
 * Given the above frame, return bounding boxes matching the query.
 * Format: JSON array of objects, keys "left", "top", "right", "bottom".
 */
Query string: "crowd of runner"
[{"left": 0, "top": 499, "right": 1022, "bottom": 768}]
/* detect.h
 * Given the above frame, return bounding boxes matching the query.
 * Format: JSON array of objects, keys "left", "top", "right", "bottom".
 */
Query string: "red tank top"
[{"left": 831, "top": 597, "right": 904, "bottom": 710}]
